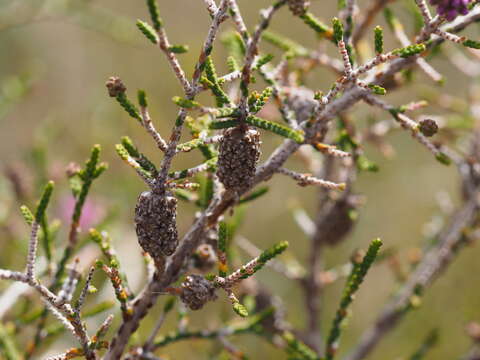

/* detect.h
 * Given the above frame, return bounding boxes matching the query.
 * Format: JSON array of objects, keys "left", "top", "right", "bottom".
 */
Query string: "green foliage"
[
  {"left": 232, "top": 301, "right": 249, "bottom": 318},
  {"left": 210, "top": 119, "right": 240, "bottom": 129},
  {"left": 115, "top": 92, "right": 142, "bottom": 122},
  {"left": 115, "top": 143, "right": 131, "bottom": 162},
  {"left": 435, "top": 152, "right": 451, "bottom": 166},
  {"left": 405, "top": 1, "right": 424, "bottom": 32},
  {"left": 221, "top": 31, "right": 246, "bottom": 62},
  {"left": 249, "top": 87, "right": 273, "bottom": 113},
  {"left": 218, "top": 221, "right": 229, "bottom": 277},
  {"left": 90, "top": 229, "right": 132, "bottom": 298},
  {"left": 196, "top": 174, "right": 214, "bottom": 209},
  {"left": 325, "top": 238, "right": 382, "bottom": 360},
  {"left": 154, "top": 307, "right": 275, "bottom": 349},
  {"left": 121, "top": 136, "right": 158, "bottom": 175},
  {"left": 164, "top": 297, "right": 176, "bottom": 313},
  {"left": 172, "top": 96, "right": 201, "bottom": 109},
  {"left": 356, "top": 155, "right": 379, "bottom": 172},
  {"left": 332, "top": 17, "right": 343, "bottom": 44},
  {"left": 40, "top": 217, "right": 59, "bottom": 263},
  {"left": 392, "top": 44, "right": 426, "bottom": 58},
  {"left": 235, "top": 241, "right": 289, "bottom": 282},
  {"left": 40, "top": 144, "right": 107, "bottom": 291},
  {"left": 115, "top": 144, "right": 153, "bottom": 180},
  {"left": 258, "top": 241, "right": 288, "bottom": 264},
  {"left": 71, "top": 145, "right": 106, "bottom": 224},
  {"left": 137, "top": 89, "right": 148, "bottom": 107},
  {"left": 177, "top": 138, "right": 209, "bottom": 152},
  {"left": 168, "top": 44, "right": 189, "bottom": 53},
  {"left": 254, "top": 54, "right": 274, "bottom": 69},
  {"left": 0, "top": 322, "right": 21, "bottom": 360},
  {"left": 368, "top": 84, "right": 386, "bottom": 95},
  {"left": 383, "top": 8, "right": 398, "bottom": 31},
  {"left": 35, "top": 181, "right": 54, "bottom": 223},
  {"left": 5, "top": 1, "right": 479, "bottom": 358},
  {"left": 374, "top": 26, "right": 384, "bottom": 54},
  {"left": 245, "top": 115, "right": 305, "bottom": 143},
  {"left": 20, "top": 205, "right": 34, "bottom": 226},
  {"left": 218, "top": 222, "right": 228, "bottom": 254},
  {"left": 204, "top": 55, "right": 218, "bottom": 83},
  {"left": 463, "top": 39, "right": 480, "bottom": 49},
  {"left": 300, "top": 12, "right": 333, "bottom": 41},
  {"left": 82, "top": 301, "right": 116, "bottom": 318},
  {"left": 239, "top": 186, "right": 269, "bottom": 204},
  {"left": 282, "top": 331, "right": 319, "bottom": 360},
  {"left": 409, "top": 329, "right": 439, "bottom": 360},
  {"left": 212, "top": 107, "right": 238, "bottom": 118},
  {"left": 174, "top": 188, "right": 197, "bottom": 202},
  {"left": 201, "top": 65, "right": 231, "bottom": 107},
  {"left": 146, "top": 0, "right": 163, "bottom": 30},
  {"left": 170, "top": 157, "right": 217, "bottom": 179},
  {"left": 136, "top": 20, "right": 159, "bottom": 44},
  {"left": 262, "top": 31, "right": 308, "bottom": 57},
  {"left": 226, "top": 55, "right": 240, "bottom": 72}
]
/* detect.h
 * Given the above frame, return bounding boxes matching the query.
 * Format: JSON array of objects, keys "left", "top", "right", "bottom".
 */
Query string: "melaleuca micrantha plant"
[{"left": 2, "top": 1, "right": 480, "bottom": 359}]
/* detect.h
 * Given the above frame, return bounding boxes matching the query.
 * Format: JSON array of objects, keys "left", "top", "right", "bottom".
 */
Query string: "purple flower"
[
  {"left": 59, "top": 195, "right": 105, "bottom": 230},
  {"left": 429, "top": 0, "right": 471, "bottom": 21}
]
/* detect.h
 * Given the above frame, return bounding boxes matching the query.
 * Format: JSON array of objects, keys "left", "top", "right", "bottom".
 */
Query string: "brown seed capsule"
[
  {"left": 316, "top": 194, "right": 362, "bottom": 247},
  {"left": 217, "top": 126, "right": 261, "bottom": 192},
  {"left": 106, "top": 76, "right": 127, "bottom": 97},
  {"left": 180, "top": 275, "right": 217, "bottom": 310},
  {"left": 419, "top": 118, "right": 438, "bottom": 137},
  {"left": 287, "top": 0, "right": 310, "bottom": 16},
  {"left": 134, "top": 191, "right": 178, "bottom": 264}
]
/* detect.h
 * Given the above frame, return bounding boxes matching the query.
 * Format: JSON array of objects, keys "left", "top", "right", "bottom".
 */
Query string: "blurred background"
[{"left": 0, "top": 0, "right": 479, "bottom": 359}]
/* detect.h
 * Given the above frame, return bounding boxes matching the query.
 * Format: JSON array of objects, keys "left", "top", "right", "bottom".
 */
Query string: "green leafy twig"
[
  {"left": 221, "top": 241, "right": 289, "bottom": 286},
  {"left": 325, "top": 238, "right": 382, "bottom": 360},
  {"left": 408, "top": 329, "right": 439, "bottom": 360}
]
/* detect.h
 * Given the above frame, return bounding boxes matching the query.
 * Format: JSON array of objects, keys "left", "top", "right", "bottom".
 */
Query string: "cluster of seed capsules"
[
  {"left": 133, "top": 120, "right": 262, "bottom": 309},
  {"left": 107, "top": 74, "right": 265, "bottom": 310},
  {"left": 133, "top": 122, "right": 261, "bottom": 257}
]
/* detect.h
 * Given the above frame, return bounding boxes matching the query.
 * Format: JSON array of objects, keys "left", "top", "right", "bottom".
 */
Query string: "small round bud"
[
  {"left": 65, "top": 162, "right": 81, "bottom": 178},
  {"left": 419, "top": 119, "right": 438, "bottom": 137},
  {"left": 106, "top": 76, "right": 127, "bottom": 97},
  {"left": 134, "top": 191, "right": 178, "bottom": 266},
  {"left": 191, "top": 244, "right": 217, "bottom": 272},
  {"left": 180, "top": 275, "right": 217, "bottom": 310},
  {"left": 217, "top": 126, "right": 261, "bottom": 192},
  {"left": 287, "top": 0, "right": 310, "bottom": 16}
]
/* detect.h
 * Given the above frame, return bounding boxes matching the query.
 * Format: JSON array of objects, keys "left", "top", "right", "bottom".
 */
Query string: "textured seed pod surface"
[
  {"left": 217, "top": 126, "right": 261, "bottom": 192},
  {"left": 180, "top": 274, "right": 217, "bottom": 310},
  {"left": 288, "top": 0, "right": 310, "bottom": 16},
  {"left": 316, "top": 194, "right": 361, "bottom": 246},
  {"left": 105, "top": 76, "right": 126, "bottom": 97},
  {"left": 134, "top": 191, "right": 178, "bottom": 263},
  {"left": 419, "top": 119, "right": 438, "bottom": 137}
]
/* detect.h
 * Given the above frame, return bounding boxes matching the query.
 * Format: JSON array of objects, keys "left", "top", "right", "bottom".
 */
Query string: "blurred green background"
[{"left": 0, "top": 0, "right": 479, "bottom": 359}]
